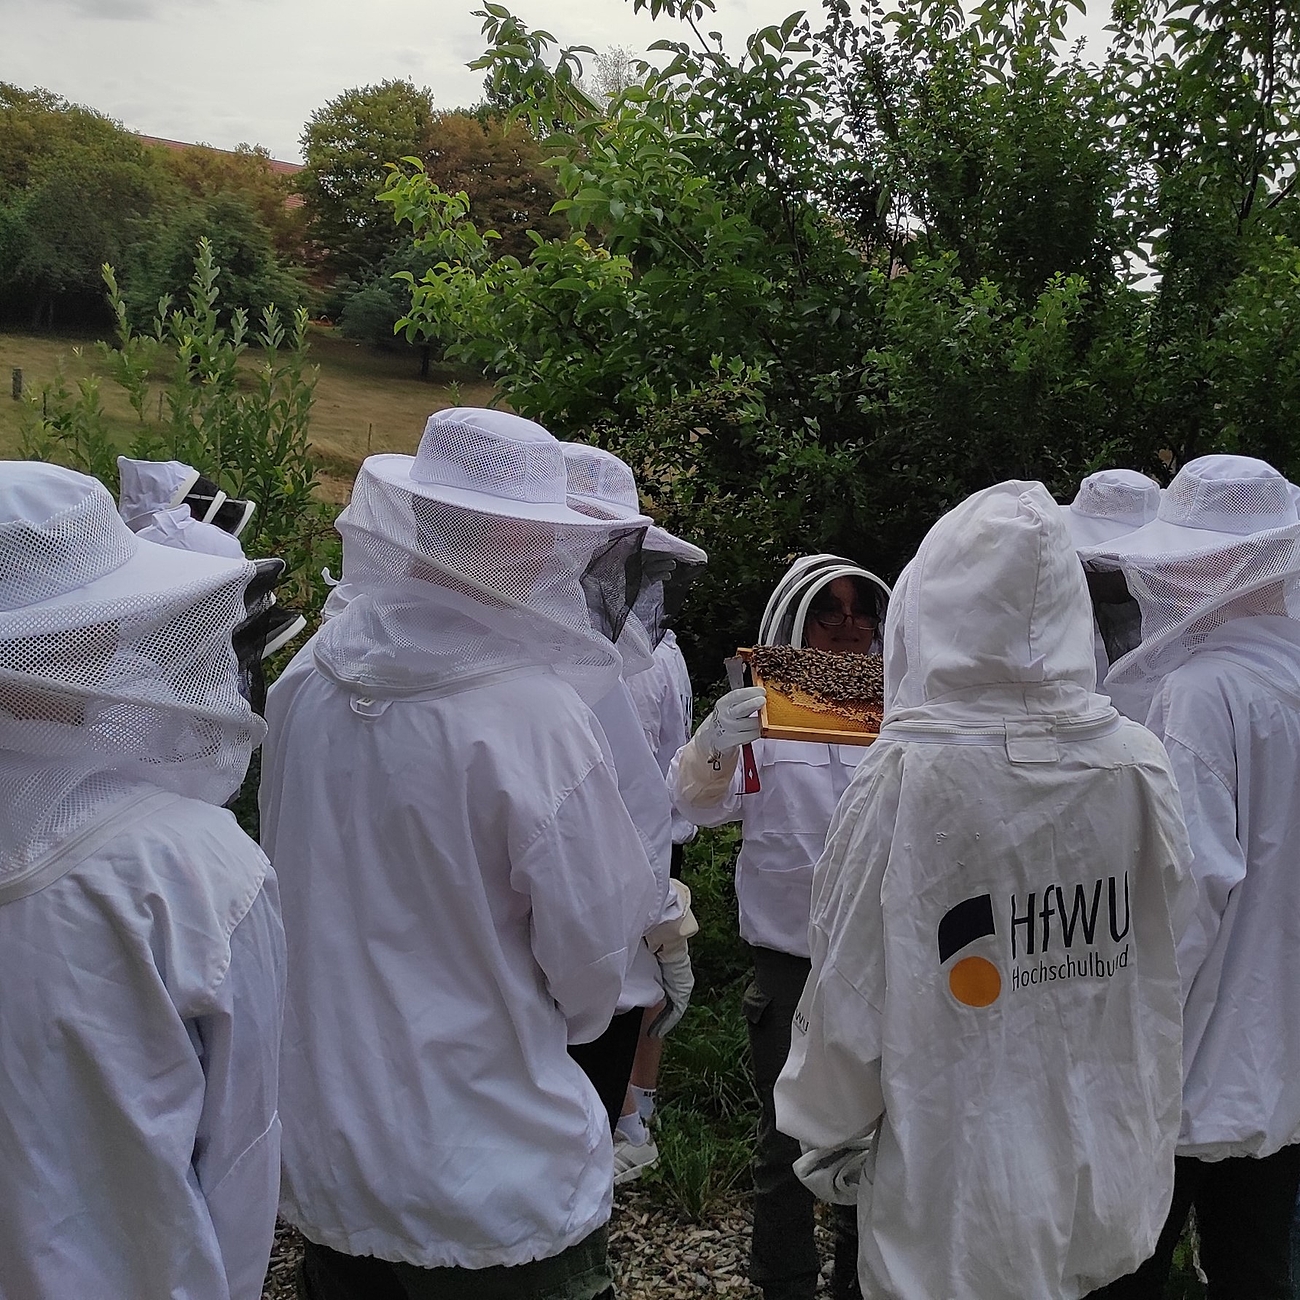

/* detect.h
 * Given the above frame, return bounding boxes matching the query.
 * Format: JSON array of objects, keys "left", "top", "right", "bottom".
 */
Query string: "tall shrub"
[
  {"left": 21, "top": 239, "right": 335, "bottom": 609},
  {"left": 380, "top": 0, "right": 1300, "bottom": 678}
]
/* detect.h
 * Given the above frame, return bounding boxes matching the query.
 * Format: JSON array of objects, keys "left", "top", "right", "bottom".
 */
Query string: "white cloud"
[{"left": 66, "top": 0, "right": 163, "bottom": 18}]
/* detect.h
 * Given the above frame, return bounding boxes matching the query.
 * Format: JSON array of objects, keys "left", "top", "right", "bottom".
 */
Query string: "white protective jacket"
[
  {"left": 0, "top": 790, "right": 285, "bottom": 1300},
  {"left": 669, "top": 735, "right": 865, "bottom": 957},
  {"left": 316, "top": 563, "right": 672, "bottom": 1015},
  {"left": 260, "top": 640, "right": 658, "bottom": 1270},
  {"left": 775, "top": 481, "right": 1194, "bottom": 1300},
  {"left": 592, "top": 678, "right": 676, "bottom": 1012},
  {"left": 1145, "top": 615, "right": 1300, "bottom": 1160},
  {"left": 117, "top": 457, "right": 245, "bottom": 559},
  {"left": 627, "top": 630, "right": 696, "bottom": 844}
]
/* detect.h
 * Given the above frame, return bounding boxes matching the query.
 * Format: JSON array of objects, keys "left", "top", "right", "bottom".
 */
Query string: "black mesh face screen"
[
  {"left": 232, "top": 558, "right": 286, "bottom": 714},
  {"left": 638, "top": 580, "right": 667, "bottom": 649},
  {"left": 1086, "top": 567, "right": 1143, "bottom": 666},
  {"left": 581, "top": 527, "right": 647, "bottom": 642},
  {"left": 662, "top": 559, "right": 705, "bottom": 623}
]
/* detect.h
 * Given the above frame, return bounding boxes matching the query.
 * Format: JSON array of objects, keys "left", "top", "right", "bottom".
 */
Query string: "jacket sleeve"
[
  {"left": 775, "top": 791, "right": 887, "bottom": 1151},
  {"left": 190, "top": 879, "right": 287, "bottom": 1300},
  {"left": 667, "top": 734, "right": 744, "bottom": 827},
  {"left": 776, "top": 925, "right": 886, "bottom": 1151},
  {"left": 514, "top": 761, "right": 659, "bottom": 1044},
  {"left": 1160, "top": 735, "right": 1247, "bottom": 1004},
  {"left": 625, "top": 660, "right": 667, "bottom": 755}
]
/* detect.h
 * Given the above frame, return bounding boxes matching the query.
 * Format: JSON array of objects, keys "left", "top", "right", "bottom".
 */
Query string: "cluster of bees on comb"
[{"left": 749, "top": 646, "right": 885, "bottom": 729}]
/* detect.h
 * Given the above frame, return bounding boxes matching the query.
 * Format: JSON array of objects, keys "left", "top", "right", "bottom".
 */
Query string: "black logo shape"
[{"left": 937, "top": 893, "right": 996, "bottom": 964}]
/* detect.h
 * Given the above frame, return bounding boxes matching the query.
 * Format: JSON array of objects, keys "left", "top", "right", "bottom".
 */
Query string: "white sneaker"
[{"left": 612, "top": 1134, "right": 659, "bottom": 1186}]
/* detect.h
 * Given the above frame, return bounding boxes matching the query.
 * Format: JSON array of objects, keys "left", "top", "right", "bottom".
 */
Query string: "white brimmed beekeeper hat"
[
  {"left": 0, "top": 461, "right": 263, "bottom": 891},
  {"left": 1059, "top": 469, "right": 1161, "bottom": 550},
  {"left": 561, "top": 442, "right": 707, "bottom": 564}
]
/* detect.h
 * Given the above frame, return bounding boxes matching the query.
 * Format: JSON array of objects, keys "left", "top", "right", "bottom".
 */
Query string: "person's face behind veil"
[
  {"left": 1, "top": 622, "right": 118, "bottom": 726},
  {"left": 1085, "top": 567, "right": 1143, "bottom": 668},
  {"left": 409, "top": 495, "right": 557, "bottom": 609}
]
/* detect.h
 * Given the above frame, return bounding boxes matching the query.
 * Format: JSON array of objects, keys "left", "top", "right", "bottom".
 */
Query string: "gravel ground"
[{"left": 262, "top": 1188, "right": 838, "bottom": 1299}]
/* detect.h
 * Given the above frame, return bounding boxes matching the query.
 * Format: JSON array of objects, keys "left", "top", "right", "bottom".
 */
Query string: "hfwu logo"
[
  {"left": 938, "top": 894, "right": 1002, "bottom": 1008},
  {"left": 1008, "top": 872, "right": 1132, "bottom": 991}
]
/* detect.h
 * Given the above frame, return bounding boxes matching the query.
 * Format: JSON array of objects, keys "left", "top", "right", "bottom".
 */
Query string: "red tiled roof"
[{"left": 135, "top": 133, "right": 303, "bottom": 174}]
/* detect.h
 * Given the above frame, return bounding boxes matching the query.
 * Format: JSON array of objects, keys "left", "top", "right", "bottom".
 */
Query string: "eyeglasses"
[{"left": 811, "top": 610, "right": 878, "bottom": 630}]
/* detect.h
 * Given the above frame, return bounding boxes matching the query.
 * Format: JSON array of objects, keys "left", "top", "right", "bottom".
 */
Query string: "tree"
[
  {"left": 155, "top": 141, "right": 305, "bottom": 260},
  {"left": 0, "top": 84, "right": 167, "bottom": 328},
  {"left": 298, "top": 79, "right": 437, "bottom": 280},
  {"left": 1, "top": 144, "right": 163, "bottom": 328},
  {"left": 326, "top": 106, "right": 564, "bottom": 365},
  {"left": 425, "top": 110, "right": 566, "bottom": 259},
  {"left": 122, "top": 192, "right": 308, "bottom": 328},
  {"left": 581, "top": 46, "right": 642, "bottom": 104},
  {"left": 0, "top": 83, "right": 147, "bottom": 196},
  {"left": 381, "top": 0, "right": 1300, "bottom": 674},
  {"left": 0, "top": 84, "right": 313, "bottom": 331}
]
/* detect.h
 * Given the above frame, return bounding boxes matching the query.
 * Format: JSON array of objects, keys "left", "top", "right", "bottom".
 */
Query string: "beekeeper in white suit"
[
  {"left": 1079, "top": 455, "right": 1300, "bottom": 1300},
  {"left": 1058, "top": 468, "right": 1161, "bottom": 722},
  {"left": 622, "top": 510, "right": 709, "bottom": 1168},
  {"left": 669, "top": 554, "right": 891, "bottom": 1300},
  {"left": 117, "top": 454, "right": 255, "bottom": 557},
  {"left": 561, "top": 441, "right": 705, "bottom": 1183},
  {"left": 775, "top": 480, "right": 1193, "bottom": 1300},
  {"left": 259, "top": 411, "right": 659, "bottom": 1300},
  {"left": 0, "top": 461, "right": 286, "bottom": 1300}
]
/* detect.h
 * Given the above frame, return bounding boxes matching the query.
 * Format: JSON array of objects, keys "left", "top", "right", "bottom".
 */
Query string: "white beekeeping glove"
[
  {"left": 674, "top": 686, "right": 767, "bottom": 806},
  {"left": 647, "top": 940, "right": 694, "bottom": 1038},
  {"left": 700, "top": 686, "right": 766, "bottom": 759},
  {"left": 646, "top": 881, "right": 699, "bottom": 1038}
]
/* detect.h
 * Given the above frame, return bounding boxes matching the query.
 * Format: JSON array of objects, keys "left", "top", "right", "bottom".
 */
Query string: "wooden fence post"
[{"left": 11, "top": 368, "right": 21, "bottom": 400}]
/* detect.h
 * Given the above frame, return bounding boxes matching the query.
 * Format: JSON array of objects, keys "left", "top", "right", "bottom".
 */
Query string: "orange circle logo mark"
[{"left": 949, "top": 956, "right": 1002, "bottom": 1007}]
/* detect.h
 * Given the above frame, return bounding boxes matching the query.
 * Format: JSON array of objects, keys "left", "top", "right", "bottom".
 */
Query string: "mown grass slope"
[{"left": 0, "top": 326, "right": 495, "bottom": 500}]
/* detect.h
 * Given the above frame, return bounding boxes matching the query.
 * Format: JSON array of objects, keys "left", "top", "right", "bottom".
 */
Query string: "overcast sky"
[{"left": 0, "top": 0, "right": 1111, "bottom": 164}]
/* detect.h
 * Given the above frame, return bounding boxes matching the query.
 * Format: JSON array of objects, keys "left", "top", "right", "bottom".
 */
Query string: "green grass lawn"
[{"left": 0, "top": 325, "right": 496, "bottom": 500}]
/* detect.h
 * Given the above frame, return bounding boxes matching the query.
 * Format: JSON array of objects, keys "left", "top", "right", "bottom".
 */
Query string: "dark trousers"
[
  {"left": 298, "top": 1227, "right": 613, "bottom": 1300},
  {"left": 745, "top": 945, "right": 861, "bottom": 1300},
  {"left": 568, "top": 1006, "right": 644, "bottom": 1133},
  {"left": 1090, "top": 1147, "right": 1300, "bottom": 1300},
  {"left": 670, "top": 842, "right": 684, "bottom": 880}
]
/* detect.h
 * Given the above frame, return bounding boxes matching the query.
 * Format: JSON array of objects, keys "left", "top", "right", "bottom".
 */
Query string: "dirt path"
[{"left": 260, "top": 1189, "right": 841, "bottom": 1298}]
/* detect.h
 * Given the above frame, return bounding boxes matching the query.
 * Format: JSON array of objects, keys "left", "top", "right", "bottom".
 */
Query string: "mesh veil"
[
  {"left": 0, "top": 470, "right": 264, "bottom": 886},
  {"left": 232, "top": 558, "right": 287, "bottom": 714},
  {"left": 632, "top": 576, "right": 669, "bottom": 653},
  {"left": 764, "top": 557, "right": 892, "bottom": 649},
  {"left": 580, "top": 526, "right": 647, "bottom": 647},
  {"left": 311, "top": 458, "right": 638, "bottom": 702},
  {"left": 563, "top": 491, "right": 653, "bottom": 672},
  {"left": 557, "top": 443, "right": 669, "bottom": 673},
  {"left": 631, "top": 559, "right": 706, "bottom": 652}
]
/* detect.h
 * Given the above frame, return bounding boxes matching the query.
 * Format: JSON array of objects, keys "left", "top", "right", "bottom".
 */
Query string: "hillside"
[{"left": 0, "top": 326, "right": 495, "bottom": 501}]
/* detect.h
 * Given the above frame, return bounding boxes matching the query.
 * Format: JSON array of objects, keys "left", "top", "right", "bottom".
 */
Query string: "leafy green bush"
[
  {"left": 20, "top": 238, "right": 337, "bottom": 611},
  {"left": 380, "top": 0, "right": 1300, "bottom": 682},
  {"left": 122, "top": 193, "right": 308, "bottom": 331}
]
